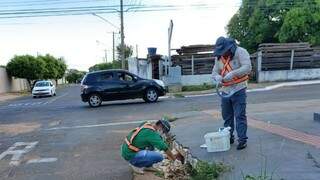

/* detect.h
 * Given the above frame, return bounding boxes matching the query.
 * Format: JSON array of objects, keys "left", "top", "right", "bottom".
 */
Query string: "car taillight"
[{"left": 81, "top": 85, "right": 88, "bottom": 92}]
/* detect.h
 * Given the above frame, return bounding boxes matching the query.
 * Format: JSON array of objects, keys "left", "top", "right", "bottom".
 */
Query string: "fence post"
[
  {"left": 191, "top": 55, "right": 194, "bottom": 75},
  {"left": 256, "top": 51, "right": 262, "bottom": 82},
  {"left": 290, "top": 49, "right": 295, "bottom": 70}
]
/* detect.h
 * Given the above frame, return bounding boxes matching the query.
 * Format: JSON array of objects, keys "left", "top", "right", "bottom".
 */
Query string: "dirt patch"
[
  {"left": 134, "top": 172, "right": 163, "bottom": 180},
  {"left": 0, "top": 122, "right": 41, "bottom": 136}
]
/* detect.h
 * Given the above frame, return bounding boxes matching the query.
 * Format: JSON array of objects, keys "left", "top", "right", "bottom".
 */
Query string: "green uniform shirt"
[{"left": 121, "top": 122, "right": 169, "bottom": 161}]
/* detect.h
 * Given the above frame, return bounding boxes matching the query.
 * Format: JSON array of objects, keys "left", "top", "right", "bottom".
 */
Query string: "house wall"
[{"left": 181, "top": 74, "right": 213, "bottom": 86}]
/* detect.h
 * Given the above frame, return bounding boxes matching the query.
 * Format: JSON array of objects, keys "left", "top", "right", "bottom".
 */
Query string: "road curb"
[{"left": 164, "top": 80, "right": 320, "bottom": 99}]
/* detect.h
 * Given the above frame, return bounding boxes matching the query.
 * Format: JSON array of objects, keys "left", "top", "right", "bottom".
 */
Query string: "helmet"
[{"left": 156, "top": 119, "right": 171, "bottom": 133}]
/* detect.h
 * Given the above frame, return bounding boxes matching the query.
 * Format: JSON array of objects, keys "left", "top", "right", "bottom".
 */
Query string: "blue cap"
[{"left": 213, "top": 36, "right": 237, "bottom": 57}]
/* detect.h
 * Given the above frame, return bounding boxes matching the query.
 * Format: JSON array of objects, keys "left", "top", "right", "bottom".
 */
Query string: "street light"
[{"left": 92, "top": 13, "right": 119, "bottom": 30}]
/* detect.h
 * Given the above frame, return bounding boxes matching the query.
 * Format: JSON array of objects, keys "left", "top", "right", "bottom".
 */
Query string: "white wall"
[
  {"left": 128, "top": 57, "right": 152, "bottom": 79},
  {"left": 181, "top": 74, "right": 213, "bottom": 86},
  {"left": 0, "top": 67, "right": 29, "bottom": 93},
  {"left": 257, "top": 68, "right": 320, "bottom": 82}
]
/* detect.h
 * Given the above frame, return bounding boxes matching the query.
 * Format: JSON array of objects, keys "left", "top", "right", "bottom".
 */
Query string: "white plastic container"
[{"left": 203, "top": 127, "right": 231, "bottom": 152}]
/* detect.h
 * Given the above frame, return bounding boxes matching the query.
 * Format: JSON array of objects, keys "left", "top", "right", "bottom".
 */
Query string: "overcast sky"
[{"left": 0, "top": 0, "right": 241, "bottom": 71}]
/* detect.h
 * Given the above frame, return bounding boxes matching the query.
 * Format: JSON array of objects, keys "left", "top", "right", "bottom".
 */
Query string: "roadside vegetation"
[
  {"left": 189, "top": 161, "right": 230, "bottom": 180},
  {"left": 6, "top": 54, "right": 67, "bottom": 89},
  {"left": 182, "top": 83, "right": 214, "bottom": 92},
  {"left": 227, "top": 0, "right": 320, "bottom": 53},
  {"left": 89, "top": 44, "right": 133, "bottom": 72},
  {"left": 65, "top": 69, "right": 87, "bottom": 84}
]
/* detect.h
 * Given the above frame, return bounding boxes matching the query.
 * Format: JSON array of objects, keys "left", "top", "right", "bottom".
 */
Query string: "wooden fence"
[
  {"left": 172, "top": 45, "right": 214, "bottom": 75},
  {"left": 251, "top": 43, "right": 320, "bottom": 80}
]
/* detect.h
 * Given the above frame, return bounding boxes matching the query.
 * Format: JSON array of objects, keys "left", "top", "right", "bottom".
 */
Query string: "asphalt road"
[{"left": 0, "top": 84, "right": 319, "bottom": 180}]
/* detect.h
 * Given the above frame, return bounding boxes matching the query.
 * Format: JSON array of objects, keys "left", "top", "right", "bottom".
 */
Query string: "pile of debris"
[{"left": 152, "top": 133, "right": 198, "bottom": 180}]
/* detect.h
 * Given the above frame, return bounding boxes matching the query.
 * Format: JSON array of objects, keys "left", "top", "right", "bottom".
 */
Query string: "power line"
[{"left": 0, "top": 2, "right": 317, "bottom": 20}]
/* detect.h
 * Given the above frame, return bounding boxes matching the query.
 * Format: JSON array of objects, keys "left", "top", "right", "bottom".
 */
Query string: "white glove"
[
  {"left": 223, "top": 72, "right": 234, "bottom": 81},
  {"left": 213, "top": 75, "right": 222, "bottom": 84}
]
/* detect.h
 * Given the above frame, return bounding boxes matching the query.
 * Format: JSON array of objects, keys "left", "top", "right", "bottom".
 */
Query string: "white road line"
[
  {"left": 44, "top": 120, "right": 157, "bottom": 131},
  {"left": 27, "top": 158, "right": 57, "bottom": 164},
  {"left": 46, "top": 93, "right": 68, "bottom": 104}
]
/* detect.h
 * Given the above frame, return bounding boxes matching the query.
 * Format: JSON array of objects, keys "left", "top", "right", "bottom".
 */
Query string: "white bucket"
[{"left": 203, "top": 127, "right": 231, "bottom": 152}]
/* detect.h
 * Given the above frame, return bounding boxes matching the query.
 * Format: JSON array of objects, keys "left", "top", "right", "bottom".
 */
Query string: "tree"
[
  {"left": 65, "top": 69, "right": 86, "bottom": 83},
  {"left": 278, "top": 6, "right": 320, "bottom": 44},
  {"left": 6, "top": 55, "right": 45, "bottom": 90},
  {"left": 54, "top": 58, "right": 67, "bottom": 86},
  {"left": 88, "top": 61, "right": 121, "bottom": 72},
  {"left": 227, "top": 0, "right": 320, "bottom": 53},
  {"left": 38, "top": 54, "right": 59, "bottom": 80},
  {"left": 116, "top": 44, "right": 133, "bottom": 60}
]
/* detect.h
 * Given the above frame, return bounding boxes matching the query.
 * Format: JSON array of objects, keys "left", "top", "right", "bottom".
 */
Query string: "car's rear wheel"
[
  {"left": 143, "top": 88, "right": 159, "bottom": 103},
  {"left": 88, "top": 93, "right": 102, "bottom": 107}
]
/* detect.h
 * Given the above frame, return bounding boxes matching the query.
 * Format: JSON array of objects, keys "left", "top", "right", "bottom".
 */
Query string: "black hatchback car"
[{"left": 81, "top": 70, "right": 166, "bottom": 107}]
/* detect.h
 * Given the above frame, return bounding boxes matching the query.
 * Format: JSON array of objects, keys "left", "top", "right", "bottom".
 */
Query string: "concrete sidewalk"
[
  {"left": 0, "top": 92, "right": 27, "bottom": 103},
  {"left": 171, "top": 99, "right": 320, "bottom": 180}
]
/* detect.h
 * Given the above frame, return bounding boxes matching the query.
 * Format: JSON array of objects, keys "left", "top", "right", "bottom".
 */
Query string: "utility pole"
[
  {"left": 136, "top": 44, "right": 138, "bottom": 58},
  {"left": 104, "top": 49, "right": 108, "bottom": 63},
  {"left": 112, "top": 32, "right": 115, "bottom": 62},
  {"left": 120, "top": 0, "right": 125, "bottom": 69}
]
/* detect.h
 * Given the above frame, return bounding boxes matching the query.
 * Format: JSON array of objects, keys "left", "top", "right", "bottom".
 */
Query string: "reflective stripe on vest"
[
  {"left": 125, "top": 123, "right": 156, "bottom": 152},
  {"left": 220, "top": 56, "right": 249, "bottom": 87}
]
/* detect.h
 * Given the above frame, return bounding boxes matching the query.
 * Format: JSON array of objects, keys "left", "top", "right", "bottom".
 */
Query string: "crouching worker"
[{"left": 120, "top": 120, "right": 179, "bottom": 174}]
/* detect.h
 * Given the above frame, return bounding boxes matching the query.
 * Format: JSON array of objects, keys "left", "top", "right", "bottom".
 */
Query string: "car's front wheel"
[
  {"left": 143, "top": 88, "right": 159, "bottom": 103},
  {"left": 88, "top": 93, "right": 102, "bottom": 107}
]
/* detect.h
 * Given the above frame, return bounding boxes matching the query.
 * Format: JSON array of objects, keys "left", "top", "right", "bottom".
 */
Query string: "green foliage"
[
  {"left": 38, "top": 54, "right": 59, "bottom": 80},
  {"left": 116, "top": 44, "right": 133, "bottom": 60},
  {"left": 66, "top": 69, "right": 86, "bottom": 83},
  {"left": 182, "top": 83, "right": 214, "bottom": 92},
  {"left": 227, "top": 0, "right": 320, "bottom": 53},
  {"left": 55, "top": 58, "right": 67, "bottom": 81},
  {"left": 190, "top": 161, "right": 230, "bottom": 180},
  {"left": 6, "top": 55, "right": 46, "bottom": 88},
  {"left": 154, "top": 170, "right": 165, "bottom": 178},
  {"left": 278, "top": 6, "right": 320, "bottom": 45},
  {"left": 88, "top": 61, "right": 121, "bottom": 72},
  {"left": 6, "top": 54, "right": 67, "bottom": 89}
]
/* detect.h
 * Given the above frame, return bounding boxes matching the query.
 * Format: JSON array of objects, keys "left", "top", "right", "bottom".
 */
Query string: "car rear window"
[{"left": 83, "top": 72, "right": 113, "bottom": 84}]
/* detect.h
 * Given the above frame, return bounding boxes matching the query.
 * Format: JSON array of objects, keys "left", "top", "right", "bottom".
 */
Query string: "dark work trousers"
[{"left": 221, "top": 88, "right": 248, "bottom": 143}]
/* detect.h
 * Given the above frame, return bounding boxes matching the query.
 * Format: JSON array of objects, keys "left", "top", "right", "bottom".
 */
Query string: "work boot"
[
  {"left": 237, "top": 142, "right": 247, "bottom": 150},
  {"left": 230, "top": 135, "right": 235, "bottom": 145},
  {"left": 130, "top": 164, "right": 144, "bottom": 174}
]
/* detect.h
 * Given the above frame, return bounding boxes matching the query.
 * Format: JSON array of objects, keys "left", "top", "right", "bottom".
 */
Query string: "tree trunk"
[
  {"left": 55, "top": 79, "right": 58, "bottom": 87},
  {"left": 27, "top": 79, "right": 32, "bottom": 92}
]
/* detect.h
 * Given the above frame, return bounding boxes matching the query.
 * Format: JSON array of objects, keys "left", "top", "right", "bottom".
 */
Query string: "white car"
[{"left": 32, "top": 80, "right": 56, "bottom": 98}]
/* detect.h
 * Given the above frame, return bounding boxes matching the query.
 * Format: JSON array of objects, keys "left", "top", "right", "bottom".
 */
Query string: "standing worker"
[
  {"left": 212, "top": 36, "right": 252, "bottom": 150},
  {"left": 120, "top": 120, "right": 180, "bottom": 174}
]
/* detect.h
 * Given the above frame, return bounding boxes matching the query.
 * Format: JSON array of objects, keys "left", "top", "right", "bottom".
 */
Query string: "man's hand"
[
  {"left": 223, "top": 72, "right": 234, "bottom": 81},
  {"left": 213, "top": 75, "right": 223, "bottom": 85}
]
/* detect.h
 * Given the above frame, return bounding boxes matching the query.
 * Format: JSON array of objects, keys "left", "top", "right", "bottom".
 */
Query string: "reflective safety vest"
[
  {"left": 220, "top": 56, "right": 249, "bottom": 86},
  {"left": 124, "top": 123, "right": 156, "bottom": 152}
]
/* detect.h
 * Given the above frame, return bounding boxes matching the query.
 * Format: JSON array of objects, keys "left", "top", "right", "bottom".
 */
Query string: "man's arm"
[
  {"left": 230, "top": 48, "right": 252, "bottom": 77},
  {"left": 212, "top": 58, "right": 222, "bottom": 83}
]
